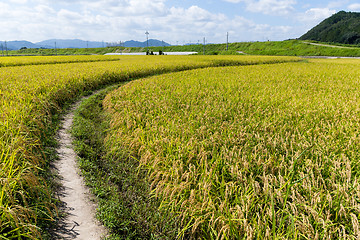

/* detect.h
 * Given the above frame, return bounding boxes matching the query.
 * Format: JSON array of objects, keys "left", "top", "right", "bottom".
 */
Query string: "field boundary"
[
  {"left": 0, "top": 56, "right": 121, "bottom": 67},
  {"left": 52, "top": 95, "right": 108, "bottom": 239},
  {"left": 301, "top": 41, "right": 359, "bottom": 49}
]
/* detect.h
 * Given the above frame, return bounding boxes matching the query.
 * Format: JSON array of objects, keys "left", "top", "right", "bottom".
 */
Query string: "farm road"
[
  {"left": 53, "top": 100, "right": 108, "bottom": 240},
  {"left": 302, "top": 41, "right": 358, "bottom": 49}
]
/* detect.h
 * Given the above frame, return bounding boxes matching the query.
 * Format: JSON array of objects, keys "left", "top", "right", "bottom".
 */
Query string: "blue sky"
[{"left": 0, "top": 0, "right": 359, "bottom": 44}]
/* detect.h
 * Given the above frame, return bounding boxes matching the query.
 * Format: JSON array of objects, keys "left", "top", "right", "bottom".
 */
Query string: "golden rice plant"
[
  {"left": 0, "top": 55, "right": 122, "bottom": 67},
  {"left": 104, "top": 58, "right": 360, "bottom": 239},
  {"left": 0, "top": 55, "right": 299, "bottom": 238}
]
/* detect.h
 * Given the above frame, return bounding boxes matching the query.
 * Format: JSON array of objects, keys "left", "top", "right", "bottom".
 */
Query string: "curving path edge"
[{"left": 54, "top": 100, "right": 108, "bottom": 240}]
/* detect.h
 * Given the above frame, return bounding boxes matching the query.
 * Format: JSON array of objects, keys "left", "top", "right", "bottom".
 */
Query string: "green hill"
[{"left": 300, "top": 11, "right": 360, "bottom": 45}]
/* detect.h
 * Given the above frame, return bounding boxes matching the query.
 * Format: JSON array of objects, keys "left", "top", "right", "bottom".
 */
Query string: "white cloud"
[
  {"left": 34, "top": 4, "right": 56, "bottom": 14},
  {"left": 348, "top": 3, "right": 360, "bottom": 11},
  {"left": 58, "top": 9, "right": 83, "bottom": 21},
  {"left": 247, "top": 0, "right": 297, "bottom": 15},
  {"left": 84, "top": 0, "right": 167, "bottom": 17},
  {"left": 9, "top": 0, "right": 28, "bottom": 3},
  {"left": 327, "top": 1, "right": 348, "bottom": 9},
  {"left": 298, "top": 8, "right": 336, "bottom": 24},
  {"left": 223, "top": 0, "right": 297, "bottom": 15},
  {"left": 0, "top": 0, "right": 295, "bottom": 43}
]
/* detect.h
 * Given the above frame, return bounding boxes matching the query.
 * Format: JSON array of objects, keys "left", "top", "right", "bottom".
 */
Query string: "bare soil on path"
[
  {"left": 53, "top": 101, "right": 108, "bottom": 240},
  {"left": 302, "top": 41, "right": 359, "bottom": 49}
]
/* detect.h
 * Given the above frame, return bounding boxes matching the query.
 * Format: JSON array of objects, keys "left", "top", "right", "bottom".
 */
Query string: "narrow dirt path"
[
  {"left": 54, "top": 101, "right": 108, "bottom": 240},
  {"left": 302, "top": 41, "right": 358, "bottom": 49}
]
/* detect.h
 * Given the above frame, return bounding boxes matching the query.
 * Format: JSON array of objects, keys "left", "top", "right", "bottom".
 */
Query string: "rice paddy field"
[
  {"left": 1, "top": 54, "right": 360, "bottom": 239},
  {"left": 0, "top": 55, "right": 124, "bottom": 67},
  {"left": 0, "top": 55, "right": 299, "bottom": 239},
  {"left": 102, "top": 58, "right": 360, "bottom": 239}
]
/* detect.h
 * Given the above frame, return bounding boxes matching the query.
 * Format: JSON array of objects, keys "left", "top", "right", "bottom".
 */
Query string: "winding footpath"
[
  {"left": 302, "top": 41, "right": 358, "bottom": 49},
  {"left": 54, "top": 101, "right": 108, "bottom": 240}
]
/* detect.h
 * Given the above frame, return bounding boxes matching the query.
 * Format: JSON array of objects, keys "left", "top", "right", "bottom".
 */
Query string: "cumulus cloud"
[
  {"left": 348, "top": 3, "right": 360, "bottom": 11},
  {"left": 298, "top": 8, "right": 336, "bottom": 24},
  {"left": 223, "top": 0, "right": 297, "bottom": 15},
  {"left": 0, "top": 0, "right": 295, "bottom": 43},
  {"left": 83, "top": 0, "right": 167, "bottom": 17},
  {"left": 327, "top": 1, "right": 347, "bottom": 9},
  {"left": 9, "top": 0, "right": 28, "bottom": 3},
  {"left": 247, "top": 0, "right": 297, "bottom": 15}
]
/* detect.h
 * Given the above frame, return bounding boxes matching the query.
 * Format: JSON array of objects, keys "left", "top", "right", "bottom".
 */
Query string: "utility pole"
[
  {"left": 226, "top": 32, "right": 229, "bottom": 51},
  {"left": 203, "top": 37, "right": 206, "bottom": 55},
  {"left": 5, "top": 41, "right": 8, "bottom": 56},
  {"left": 1, "top": 43, "right": 4, "bottom": 56},
  {"left": 55, "top": 41, "right": 57, "bottom": 55},
  {"left": 145, "top": 31, "right": 149, "bottom": 53}
]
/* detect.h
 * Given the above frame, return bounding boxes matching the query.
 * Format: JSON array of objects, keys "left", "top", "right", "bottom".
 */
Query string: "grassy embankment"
[
  {"left": 75, "top": 58, "right": 360, "bottom": 239},
  {"left": 0, "top": 55, "right": 299, "bottom": 239},
  {"left": 8, "top": 39, "right": 360, "bottom": 57}
]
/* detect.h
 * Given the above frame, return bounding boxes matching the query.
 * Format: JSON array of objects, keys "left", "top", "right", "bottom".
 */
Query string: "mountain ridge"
[
  {"left": 0, "top": 39, "right": 171, "bottom": 50},
  {"left": 300, "top": 11, "right": 360, "bottom": 44}
]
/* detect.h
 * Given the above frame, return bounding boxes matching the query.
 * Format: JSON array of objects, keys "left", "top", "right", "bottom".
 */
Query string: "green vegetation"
[
  {"left": 103, "top": 58, "right": 360, "bottom": 239},
  {"left": 232, "top": 40, "right": 360, "bottom": 56},
  {"left": 300, "top": 11, "right": 360, "bottom": 45},
  {"left": 72, "top": 88, "right": 180, "bottom": 239},
  {"left": 8, "top": 39, "right": 360, "bottom": 57}
]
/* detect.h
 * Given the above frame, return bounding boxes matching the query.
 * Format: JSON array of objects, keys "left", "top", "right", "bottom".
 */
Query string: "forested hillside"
[{"left": 300, "top": 11, "right": 360, "bottom": 44}]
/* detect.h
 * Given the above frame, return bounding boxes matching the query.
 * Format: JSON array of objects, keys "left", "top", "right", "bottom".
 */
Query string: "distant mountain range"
[
  {"left": 300, "top": 11, "right": 360, "bottom": 44},
  {"left": 0, "top": 39, "right": 171, "bottom": 50},
  {"left": 122, "top": 39, "right": 171, "bottom": 48}
]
